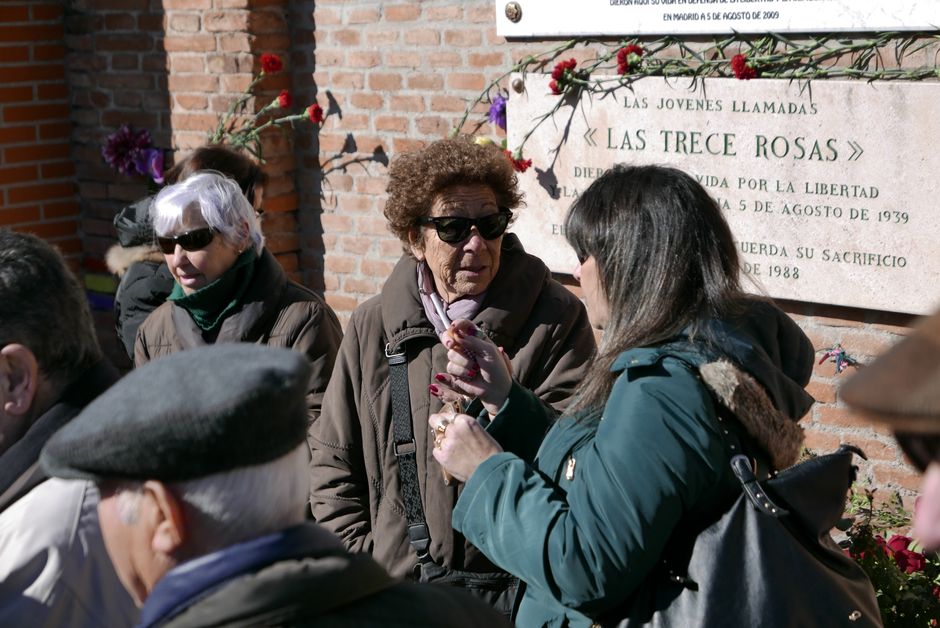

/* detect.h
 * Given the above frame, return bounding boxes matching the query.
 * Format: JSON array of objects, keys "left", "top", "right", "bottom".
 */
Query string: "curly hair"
[{"left": 383, "top": 136, "right": 524, "bottom": 249}]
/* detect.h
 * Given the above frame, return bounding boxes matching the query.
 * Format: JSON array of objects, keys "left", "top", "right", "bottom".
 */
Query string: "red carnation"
[
  {"left": 261, "top": 53, "right": 282, "bottom": 74},
  {"left": 616, "top": 44, "right": 644, "bottom": 74},
  {"left": 505, "top": 149, "right": 532, "bottom": 173},
  {"left": 549, "top": 58, "right": 579, "bottom": 95},
  {"left": 307, "top": 103, "right": 324, "bottom": 124},
  {"left": 731, "top": 54, "right": 757, "bottom": 80},
  {"left": 277, "top": 89, "right": 292, "bottom": 109},
  {"left": 886, "top": 535, "right": 912, "bottom": 554}
]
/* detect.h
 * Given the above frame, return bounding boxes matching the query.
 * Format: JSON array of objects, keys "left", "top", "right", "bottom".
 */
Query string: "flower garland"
[{"left": 457, "top": 31, "right": 940, "bottom": 172}]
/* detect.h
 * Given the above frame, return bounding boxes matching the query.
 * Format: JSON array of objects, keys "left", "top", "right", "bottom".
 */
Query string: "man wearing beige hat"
[
  {"left": 841, "top": 307, "right": 940, "bottom": 550},
  {"left": 40, "top": 343, "right": 509, "bottom": 628}
]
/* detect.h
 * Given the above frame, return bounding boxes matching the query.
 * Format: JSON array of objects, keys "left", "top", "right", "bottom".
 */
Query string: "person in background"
[
  {"left": 39, "top": 344, "right": 511, "bottom": 628},
  {"left": 134, "top": 171, "right": 342, "bottom": 423},
  {"left": 841, "top": 307, "right": 940, "bottom": 550},
  {"left": 431, "top": 164, "right": 817, "bottom": 626},
  {"left": 108, "top": 144, "right": 269, "bottom": 360},
  {"left": 0, "top": 229, "right": 137, "bottom": 626},
  {"left": 308, "top": 136, "right": 596, "bottom": 612}
]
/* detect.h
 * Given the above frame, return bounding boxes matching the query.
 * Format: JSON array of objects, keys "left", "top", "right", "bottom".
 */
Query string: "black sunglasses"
[
  {"left": 418, "top": 209, "right": 513, "bottom": 244},
  {"left": 156, "top": 227, "right": 216, "bottom": 255}
]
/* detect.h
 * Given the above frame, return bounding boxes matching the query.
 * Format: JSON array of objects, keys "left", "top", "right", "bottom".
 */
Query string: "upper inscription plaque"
[
  {"left": 507, "top": 75, "right": 940, "bottom": 315},
  {"left": 496, "top": 0, "right": 940, "bottom": 37}
]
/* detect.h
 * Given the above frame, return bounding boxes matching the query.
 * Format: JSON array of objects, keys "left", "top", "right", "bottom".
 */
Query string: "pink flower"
[
  {"left": 278, "top": 89, "right": 292, "bottom": 109},
  {"left": 261, "top": 53, "right": 282, "bottom": 74},
  {"left": 307, "top": 103, "right": 324, "bottom": 124},
  {"left": 616, "top": 44, "right": 644, "bottom": 74},
  {"left": 731, "top": 54, "right": 757, "bottom": 80}
]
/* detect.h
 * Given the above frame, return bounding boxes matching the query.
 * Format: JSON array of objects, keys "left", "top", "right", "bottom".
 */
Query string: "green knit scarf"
[{"left": 168, "top": 248, "right": 257, "bottom": 332}]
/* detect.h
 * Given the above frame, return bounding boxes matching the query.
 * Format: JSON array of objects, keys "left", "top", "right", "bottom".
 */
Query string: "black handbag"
[{"left": 615, "top": 419, "right": 883, "bottom": 628}]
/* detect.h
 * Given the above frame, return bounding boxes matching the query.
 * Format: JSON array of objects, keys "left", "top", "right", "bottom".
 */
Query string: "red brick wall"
[
  {"left": 0, "top": 2, "right": 79, "bottom": 255},
  {"left": 309, "top": 0, "right": 921, "bottom": 502},
  {"left": 161, "top": 0, "right": 303, "bottom": 274}
]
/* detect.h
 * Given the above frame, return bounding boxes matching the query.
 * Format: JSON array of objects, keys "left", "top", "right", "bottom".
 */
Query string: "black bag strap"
[
  {"left": 712, "top": 408, "right": 790, "bottom": 518},
  {"left": 386, "top": 342, "right": 433, "bottom": 565}
]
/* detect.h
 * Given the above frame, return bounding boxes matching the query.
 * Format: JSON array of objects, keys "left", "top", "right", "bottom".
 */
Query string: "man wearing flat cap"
[
  {"left": 41, "top": 343, "right": 510, "bottom": 628},
  {"left": 0, "top": 230, "right": 137, "bottom": 626},
  {"left": 841, "top": 307, "right": 940, "bottom": 550}
]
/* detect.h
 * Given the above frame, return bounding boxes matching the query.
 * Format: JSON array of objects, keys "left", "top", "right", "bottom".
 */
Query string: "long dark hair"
[{"left": 565, "top": 164, "right": 742, "bottom": 412}]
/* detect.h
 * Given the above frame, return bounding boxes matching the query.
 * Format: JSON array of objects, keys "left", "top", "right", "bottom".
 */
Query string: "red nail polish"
[
  {"left": 435, "top": 373, "right": 448, "bottom": 383},
  {"left": 429, "top": 384, "right": 439, "bottom": 394}
]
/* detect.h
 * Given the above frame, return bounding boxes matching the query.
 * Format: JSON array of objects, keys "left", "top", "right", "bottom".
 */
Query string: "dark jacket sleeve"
[
  {"left": 521, "top": 284, "right": 597, "bottom": 413},
  {"left": 290, "top": 299, "right": 343, "bottom": 423},
  {"left": 114, "top": 262, "right": 174, "bottom": 360},
  {"left": 307, "top": 309, "right": 373, "bottom": 553},
  {"left": 454, "top": 359, "right": 728, "bottom": 617}
]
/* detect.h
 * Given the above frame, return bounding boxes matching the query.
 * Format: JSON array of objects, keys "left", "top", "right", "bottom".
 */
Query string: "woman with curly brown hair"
[{"left": 308, "top": 136, "right": 596, "bottom": 613}]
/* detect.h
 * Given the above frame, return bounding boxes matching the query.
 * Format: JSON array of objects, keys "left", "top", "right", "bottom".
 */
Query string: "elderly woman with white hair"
[{"left": 134, "top": 170, "right": 343, "bottom": 422}]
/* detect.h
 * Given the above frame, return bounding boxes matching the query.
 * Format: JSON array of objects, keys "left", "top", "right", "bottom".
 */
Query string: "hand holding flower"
[
  {"left": 430, "top": 412, "right": 503, "bottom": 483},
  {"left": 433, "top": 319, "right": 513, "bottom": 417}
]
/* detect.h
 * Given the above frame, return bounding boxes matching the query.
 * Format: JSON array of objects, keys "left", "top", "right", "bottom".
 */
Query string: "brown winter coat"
[
  {"left": 135, "top": 248, "right": 343, "bottom": 422},
  {"left": 308, "top": 234, "right": 596, "bottom": 578}
]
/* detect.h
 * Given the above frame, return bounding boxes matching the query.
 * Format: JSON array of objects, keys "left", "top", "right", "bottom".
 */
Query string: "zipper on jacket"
[{"left": 565, "top": 457, "right": 576, "bottom": 481}]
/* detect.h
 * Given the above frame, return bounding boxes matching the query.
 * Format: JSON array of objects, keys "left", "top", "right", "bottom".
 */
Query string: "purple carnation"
[
  {"left": 102, "top": 124, "right": 153, "bottom": 177},
  {"left": 134, "top": 147, "right": 164, "bottom": 184},
  {"left": 488, "top": 94, "right": 507, "bottom": 130}
]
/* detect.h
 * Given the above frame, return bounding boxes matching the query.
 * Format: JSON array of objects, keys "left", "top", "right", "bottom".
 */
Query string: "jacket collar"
[
  {"left": 139, "top": 524, "right": 345, "bottom": 628},
  {"left": 170, "top": 248, "right": 287, "bottom": 346},
  {"left": 0, "top": 360, "right": 118, "bottom": 511},
  {"left": 380, "top": 234, "right": 550, "bottom": 351},
  {"left": 611, "top": 340, "right": 806, "bottom": 470}
]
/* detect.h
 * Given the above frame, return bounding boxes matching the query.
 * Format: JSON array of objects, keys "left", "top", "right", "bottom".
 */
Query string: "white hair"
[
  {"left": 151, "top": 170, "right": 264, "bottom": 254},
  {"left": 114, "top": 444, "right": 309, "bottom": 552}
]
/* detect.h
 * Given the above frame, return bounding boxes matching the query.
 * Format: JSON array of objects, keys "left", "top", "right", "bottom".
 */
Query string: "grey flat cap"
[{"left": 41, "top": 344, "right": 311, "bottom": 483}]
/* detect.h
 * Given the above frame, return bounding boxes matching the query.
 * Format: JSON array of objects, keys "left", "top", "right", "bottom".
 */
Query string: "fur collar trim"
[
  {"left": 700, "top": 360, "right": 805, "bottom": 470},
  {"left": 106, "top": 244, "right": 164, "bottom": 277}
]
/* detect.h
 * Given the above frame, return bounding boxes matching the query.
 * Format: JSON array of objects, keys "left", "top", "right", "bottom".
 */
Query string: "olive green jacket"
[{"left": 135, "top": 248, "right": 343, "bottom": 423}]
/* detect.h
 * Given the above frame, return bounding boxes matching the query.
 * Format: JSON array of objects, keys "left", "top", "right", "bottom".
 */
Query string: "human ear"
[
  {"left": 409, "top": 227, "right": 426, "bottom": 261},
  {"left": 0, "top": 344, "right": 39, "bottom": 416},
  {"left": 143, "top": 481, "right": 186, "bottom": 556}
]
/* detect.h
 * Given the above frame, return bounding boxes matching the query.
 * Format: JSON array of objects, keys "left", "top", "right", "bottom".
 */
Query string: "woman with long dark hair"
[{"left": 430, "top": 164, "right": 816, "bottom": 626}]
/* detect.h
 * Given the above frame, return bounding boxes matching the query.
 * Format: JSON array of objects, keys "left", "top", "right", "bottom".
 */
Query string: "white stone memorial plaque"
[
  {"left": 507, "top": 75, "right": 940, "bottom": 314},
  {"left": 496, "top": 0, "right": 940, "bottom": 37}
]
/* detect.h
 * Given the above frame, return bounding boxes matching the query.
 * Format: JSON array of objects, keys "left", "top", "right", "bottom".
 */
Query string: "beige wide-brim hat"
[
  {"left": 841, "top": 307, "right": 940, "bottom": 471},
  {"left": 840, "top": 307, "right": 940, "bottom": 433}
]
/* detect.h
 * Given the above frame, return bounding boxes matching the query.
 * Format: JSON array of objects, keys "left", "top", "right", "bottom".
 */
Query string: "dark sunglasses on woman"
[
  {"left": 156, "top": 227, "right": 216, "bottom": 255},
  {"left": 418, "top": 209, "right": 513, "bottom": 244}
]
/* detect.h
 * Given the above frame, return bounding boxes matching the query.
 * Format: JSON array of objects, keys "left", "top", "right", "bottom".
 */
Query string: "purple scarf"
[{"left": 417, "top": 262, "right": 485, "bottom": 334}]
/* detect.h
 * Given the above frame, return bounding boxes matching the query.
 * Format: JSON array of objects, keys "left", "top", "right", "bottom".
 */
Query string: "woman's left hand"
[{"left": 430, "top": 412, "right": 503, "bottom": 483}]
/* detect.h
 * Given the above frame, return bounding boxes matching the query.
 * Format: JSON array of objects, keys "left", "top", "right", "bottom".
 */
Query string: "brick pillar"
[{"left": 0, "top": 2, "right": 79, "bottom": 255}]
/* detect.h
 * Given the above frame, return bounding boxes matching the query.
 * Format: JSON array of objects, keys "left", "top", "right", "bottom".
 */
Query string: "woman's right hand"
[{"left": 433, "top": 319, "right": 512, "bottom": 417}]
